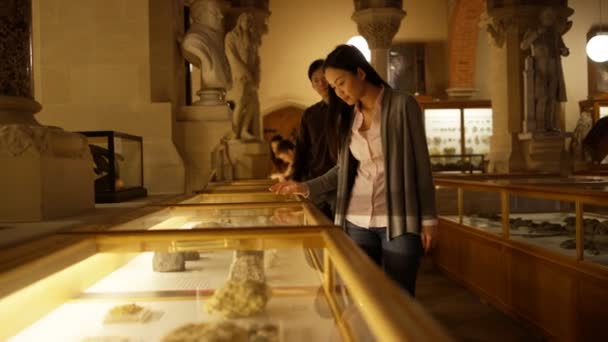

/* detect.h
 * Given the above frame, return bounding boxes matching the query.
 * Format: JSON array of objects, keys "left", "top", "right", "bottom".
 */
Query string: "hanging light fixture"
[{"left": 586, "top": 0, "right": 608, "bottom": 62}]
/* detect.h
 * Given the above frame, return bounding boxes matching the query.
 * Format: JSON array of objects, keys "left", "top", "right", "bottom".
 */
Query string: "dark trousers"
[{"left": 345, "top": 221, "right": 423, "bottom": 296}]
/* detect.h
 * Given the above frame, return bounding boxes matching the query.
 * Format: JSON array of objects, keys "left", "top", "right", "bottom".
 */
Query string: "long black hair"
[
  {"left": 583, "top": 116, "right": 608, "bottom": 162},
  {"left": 323, "top": 44, "right": 390, "bottom": 157}
]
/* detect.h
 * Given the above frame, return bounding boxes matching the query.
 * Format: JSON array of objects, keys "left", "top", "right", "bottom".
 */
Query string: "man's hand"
[{"left": 421, "top": 225, "right": 438, "bottom": 253}]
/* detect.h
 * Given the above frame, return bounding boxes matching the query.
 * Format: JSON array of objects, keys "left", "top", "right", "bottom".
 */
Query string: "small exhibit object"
[
  {"left": 205, "top": 280, "right": 270, "bottom": 318},
  {"left": 103, "top": 304, "right": 151, "bottom": 324}
]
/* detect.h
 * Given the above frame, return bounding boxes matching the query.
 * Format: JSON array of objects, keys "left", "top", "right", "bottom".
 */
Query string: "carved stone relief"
[{"left": 0, "top": 125, "right": 89, "bottom": 158}]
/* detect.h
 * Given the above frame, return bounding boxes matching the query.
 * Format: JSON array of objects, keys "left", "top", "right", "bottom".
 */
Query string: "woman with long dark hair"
[{"left": 271, "top": 45, "right": 437, "bottom": 296}]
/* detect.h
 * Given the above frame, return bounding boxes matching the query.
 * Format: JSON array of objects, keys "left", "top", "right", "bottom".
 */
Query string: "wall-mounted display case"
[
  {"left": 419, "top": 100, "right": 492, "bottom": 173},
  {"left": 433, "top": 174, "right": 608, "bottom": 341},
  {"left": 79, "top": 131, "right": 147, "bottom": 203}
]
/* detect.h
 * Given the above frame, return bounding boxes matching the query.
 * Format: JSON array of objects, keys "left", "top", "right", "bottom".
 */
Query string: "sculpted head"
[
  {"left": 236, "top": 12, "right": 255, "bottom": 33},
  {"left": 539, "top": 8, "right": 557, "bottom": 27},
  {"left": 190, "top": 0, "right": 224, "bottom": 29}
]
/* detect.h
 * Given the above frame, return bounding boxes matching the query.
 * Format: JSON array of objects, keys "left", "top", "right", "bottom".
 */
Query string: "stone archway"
[{"left": 447, "top": 0, "right": 486, "bottom": 97}]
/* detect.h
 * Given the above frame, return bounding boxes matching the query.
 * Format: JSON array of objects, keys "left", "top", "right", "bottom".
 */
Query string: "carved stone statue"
[
  {"left": 570, "top": 111, "right": 593, "bottom": 163},
  {"left": 225, "top": 12, "right": 261, "bottom": 140},
  {"left": 181, "top": 0, "right": 232, "bottom": 105},
  {"left": 520, "top": 8, "right": 570, "bottom": 132}
]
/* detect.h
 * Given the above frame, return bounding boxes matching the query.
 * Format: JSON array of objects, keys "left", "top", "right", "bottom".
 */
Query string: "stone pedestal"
[
  {"left": 352, "top": 7, "right": 405, "bottom": 80},
  {"left": 518, "top": 132, "right": 571, "bottom": 173},
  {"left": 176, "top": 105, "right": 234, "bottom": 193},
  {"left": 225, "top": 139, "right": 269, "bottom": 180},
  {"left": 176, "top": 104, "right": 270, "bottom": 192},
  {"left": 0, "top": 124, "right": 94, "bottom": 221}
]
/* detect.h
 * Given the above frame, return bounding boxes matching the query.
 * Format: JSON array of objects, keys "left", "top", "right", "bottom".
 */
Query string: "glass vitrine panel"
[
  {"left": 424, "top": 109, "right": 462, "bottom": 157},
  {"left": 80, "top": 205, "right": 322, "bottom": 232},
  {"left": 114, "top": 136, "right": 143, "bottom": 190},
  {"left": 508, "top": 194, "right": 575, "bottom": 257},
  {"left": 80, "top": 131, "right": 147, "bottom": 203},
  {"left": 582, "top": 203, "right": 608, "bottom": 266},
  {"left": 182, "top": 193, "right": 299, "bottom": 204},
  {"left": 0, "top": 231, "right": 448, "bottom": 341},
  {"left": 435, "top": 186, "right": 459, "bottom": 222},
  {"left": 463, "top": 108, "right": 492, "bottom": 155},
  {"left": 461, "top": 189, "right": 502, "bottom": 235},
  {"left": 3, "top": 240, "right": 330, "bottom": 341}
]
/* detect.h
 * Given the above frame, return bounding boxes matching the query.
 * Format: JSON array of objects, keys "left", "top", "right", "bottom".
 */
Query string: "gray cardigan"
[{"left": 305, "top": 88, "right": 437, "bottom": 239}]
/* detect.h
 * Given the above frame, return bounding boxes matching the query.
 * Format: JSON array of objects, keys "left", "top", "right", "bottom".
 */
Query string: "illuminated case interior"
[
  {"left": 0, "top": 181, "right": 449, "bottom": 342},
  {"left": 419, "top": 100, "right": 492, "bottom": 173}
]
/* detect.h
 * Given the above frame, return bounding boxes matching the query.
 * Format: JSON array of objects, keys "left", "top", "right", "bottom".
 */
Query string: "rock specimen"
[
  {"left": 152, "top": 252, "right": 186, "bottom": 272},
  {"left": 205, "top": 279, "right": 270, "bottom": 318}
]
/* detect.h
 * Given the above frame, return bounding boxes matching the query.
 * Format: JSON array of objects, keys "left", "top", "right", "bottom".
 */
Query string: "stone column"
[
  {"left": 0, "top": 0, "right": 93, "bottom": 221},
  {"left": 0, "top": 0, "right": 40, "bottom": 125},
  {"left": 352, "top": 6, "right": 405, "bottom": 80},
  {"left": 483, "top": 2, "right": 573, "bottom": 173}
]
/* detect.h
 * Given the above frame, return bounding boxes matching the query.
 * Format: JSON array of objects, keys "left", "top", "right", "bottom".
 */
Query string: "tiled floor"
[{"left": 416, "top": 258, "right": 544, "bottom": 342}]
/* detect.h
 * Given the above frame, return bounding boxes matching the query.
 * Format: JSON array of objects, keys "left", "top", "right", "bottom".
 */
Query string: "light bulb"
[
  {"left": 586, "top": 33, "right": 608, "bottom": 62},
  {"left": 346, "top": 36, "right": 371, "bottom": 62}
]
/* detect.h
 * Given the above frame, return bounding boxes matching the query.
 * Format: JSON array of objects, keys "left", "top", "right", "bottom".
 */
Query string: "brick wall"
[{"left": 448, "top": 0, "right": 486, "bottom": 90}]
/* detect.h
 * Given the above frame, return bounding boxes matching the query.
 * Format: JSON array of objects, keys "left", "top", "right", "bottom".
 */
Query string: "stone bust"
[{"left": 182, "top": 0, "right": 232, "bottom": 105}]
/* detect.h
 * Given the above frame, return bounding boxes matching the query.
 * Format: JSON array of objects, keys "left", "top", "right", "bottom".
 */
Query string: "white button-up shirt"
[
  {"left": 345, "top": 88, "right": 438, "bottom": 229},
  {"left": 345, "top": 88, "right": 388, "bottom": 228}
]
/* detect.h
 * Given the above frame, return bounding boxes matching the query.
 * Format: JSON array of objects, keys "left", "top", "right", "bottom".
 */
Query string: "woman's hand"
[
  {"left": 421, "top": 225, "right": 438, "bottom": 253},
  {"left": 270, "top": 173, "right": 286, "bottom": 182},
  {"left": 269, "top": 181, "right": 309, "bottom": 196}
]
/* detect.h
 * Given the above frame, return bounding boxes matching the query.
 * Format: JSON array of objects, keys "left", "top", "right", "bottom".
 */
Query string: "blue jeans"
[{"left": 345, "top": 221, "right": 423, "bottom": 296}]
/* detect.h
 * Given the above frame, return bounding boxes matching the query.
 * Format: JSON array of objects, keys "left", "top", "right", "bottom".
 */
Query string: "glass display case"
[
  {"left": 435, "top": 175, "right": 608, "bottom": 265},
  {"left": 70, "top": 202, "right": 330, "bottom": 232},
  {"left": 203, "top": 179, "right": 278, "bottom": 193},
  {"left": 0, "top": 228, "right": 450, "bottom": 341},
  {"left": 79, "top": 131, "right": 148, "bottom": 203},
  {"left": 433, "top": 174, "right": 608, "bottom": 341},
  {"left": 183, "top": 192, "right": 299, "bottom": 204},
  {"left": 419, "top": 100, "right": 491, "bottom": 173}
]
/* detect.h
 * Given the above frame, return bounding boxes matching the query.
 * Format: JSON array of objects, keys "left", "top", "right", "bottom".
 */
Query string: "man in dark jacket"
[{"left": 292, "top": 59, "right": 337, "bottom": 219}]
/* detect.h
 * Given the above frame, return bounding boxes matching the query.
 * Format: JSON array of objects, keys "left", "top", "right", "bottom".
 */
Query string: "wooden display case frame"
[
  {"left": 433, "top": 175, "right": 608, "bottom": 341},
  {"left": 0, "top": 180, "right": 450, "bottom": 341}
]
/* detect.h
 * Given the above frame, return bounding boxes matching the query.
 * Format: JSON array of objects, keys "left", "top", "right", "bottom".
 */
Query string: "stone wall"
[{"left": 31, "top": 0, "right": 185, "bottom": 194}]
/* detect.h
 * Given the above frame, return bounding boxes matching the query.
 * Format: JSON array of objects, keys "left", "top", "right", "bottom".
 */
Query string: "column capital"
[
  {"left": 352, "top": 7, "right": 405, "bottom": 49},
  {"left": 483, "top": 5, "right": 573, "bottom": 48}
]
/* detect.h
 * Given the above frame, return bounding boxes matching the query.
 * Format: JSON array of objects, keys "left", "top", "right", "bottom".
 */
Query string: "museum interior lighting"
[
  {"left": 586, "top": 0, "right": 608, "bottom": 62},
  {"left": 347, "top": 35, "right": 371, "bottom": 62}
]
